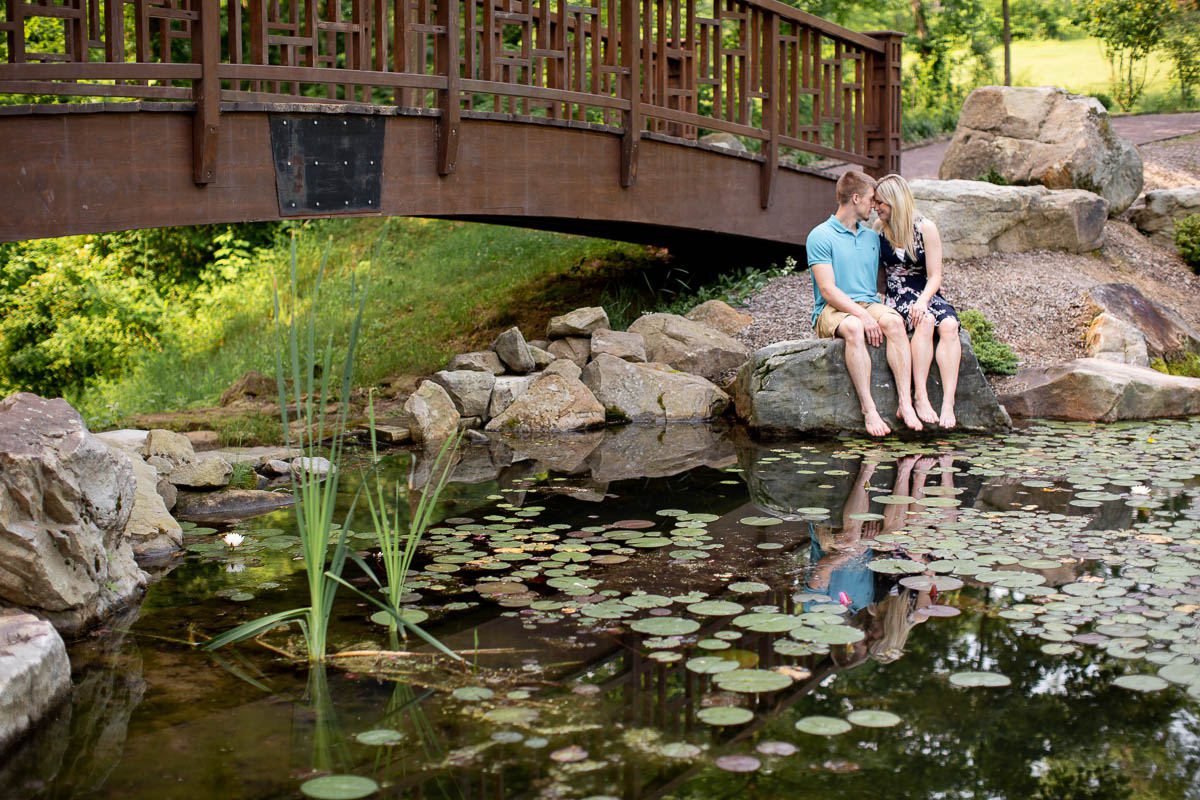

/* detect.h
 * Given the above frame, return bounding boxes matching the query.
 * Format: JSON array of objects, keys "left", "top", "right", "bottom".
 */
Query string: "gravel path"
[{"left": 733, "top": 141, "right": 1200, "bottom": 395}]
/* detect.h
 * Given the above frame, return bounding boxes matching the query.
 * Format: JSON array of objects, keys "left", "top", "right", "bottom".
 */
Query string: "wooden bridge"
[{"left": 0, "top": 0, "right": 902, "bottom": 248}]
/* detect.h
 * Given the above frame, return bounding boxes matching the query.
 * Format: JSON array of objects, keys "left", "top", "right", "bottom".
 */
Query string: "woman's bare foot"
[
  {"left": 864, "top": 409, "right": 892, "bottom": 437},
  {"left": 914, "top": 396, "right": 939, "bottom": 425},
  {"left": 939, "top": 405, "right": 957, "bottom": 429},
  {"left": 897, "top": 405, "right": 924, "bottom": 431}
]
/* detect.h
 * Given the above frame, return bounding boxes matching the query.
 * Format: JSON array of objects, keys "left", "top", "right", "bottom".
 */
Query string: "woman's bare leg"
[
  {"left": 911, "top": 315, "right": 938, "bottom": 424},
  {"left": 935, "top": 318, "right": 962, "bottom": 428}
]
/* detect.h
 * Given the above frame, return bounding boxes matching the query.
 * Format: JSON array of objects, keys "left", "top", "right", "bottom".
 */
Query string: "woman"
[{"left": 873, "top": 174, "right": 961, "bottom": 429}]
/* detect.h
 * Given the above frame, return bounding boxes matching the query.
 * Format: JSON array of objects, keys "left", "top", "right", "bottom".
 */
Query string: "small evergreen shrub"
[
  {"left": 1174, "top": 213, "right": 1200, "bottom": 274},
  {"left": 960, "top": 309, "right": 1019, "bottom": 375}
]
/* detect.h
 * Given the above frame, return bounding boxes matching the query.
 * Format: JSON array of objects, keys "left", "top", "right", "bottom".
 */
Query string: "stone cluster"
[{"left": 402, "top": 304, "right": 750, "bottom": 442}]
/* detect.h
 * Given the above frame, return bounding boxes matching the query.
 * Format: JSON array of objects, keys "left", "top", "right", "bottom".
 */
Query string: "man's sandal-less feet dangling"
[
  {"left": 915, "top": 397, "right": 939, "bottom": 425},
  {"left": 897, "top": 405, "right": 923, "bottom": 431}
]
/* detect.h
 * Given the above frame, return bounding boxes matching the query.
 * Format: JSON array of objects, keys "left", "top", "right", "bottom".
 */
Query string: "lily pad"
[
  {"left": 949, "top": 671, "right": 1011, "bottom": 688},
  {"left": 697, "top": 706, "right": 754, "bottom": 726},
  {"left": 1113, "top": 674, "right": 1169, "bottom": 692},
  {"left": 715, "top": 754, "right": 761, "bottom": 772},
  {"left": 846, "top": 710, "right": 902, "bottom": 728},
  {"left": 630, "top": 617, "right": 700, "bottom": 636},
  {"left": 300, "top": 775, "right": 379, "bottom": 799},
  {"left": 354, "top": 729, "right": 404, "bottom": 746},
  {"left": 795, "top": 716, "right": 852, "bottom": 736},
  {"left": 712, "top": 669, "right": 793, "bottom": 693}
]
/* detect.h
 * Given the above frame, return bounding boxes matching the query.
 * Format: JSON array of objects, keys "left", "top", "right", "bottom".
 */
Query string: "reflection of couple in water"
[{"left": 805, "top": 453, "right": 958, "bottom": 665}]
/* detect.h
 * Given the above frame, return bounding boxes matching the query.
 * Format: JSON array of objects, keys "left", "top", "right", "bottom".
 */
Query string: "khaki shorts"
[{"left": 814, "top": 302, "right": 901, "bottom": 340}]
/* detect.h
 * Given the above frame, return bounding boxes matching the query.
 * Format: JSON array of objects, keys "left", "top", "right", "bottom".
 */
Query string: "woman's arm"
[{"left": 910, "top": 219, "right": 944, "bottom": 324}]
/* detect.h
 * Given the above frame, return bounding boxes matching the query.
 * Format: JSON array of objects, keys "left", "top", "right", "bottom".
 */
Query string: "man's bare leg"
[
  {"left": 910, "top": 315, "right": 939, "bottom": 425},
  {"left": 879, "top": 313, "right": 922, "bottom": 431},
  {"left": 837, "top": 316, "right": 891, "bottom": 437},
  {"left": 935, "top": 318, "right": 962, "bottom": 428}
]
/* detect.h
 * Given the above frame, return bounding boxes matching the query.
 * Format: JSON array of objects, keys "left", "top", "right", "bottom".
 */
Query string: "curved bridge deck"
[{"left": 0, "top": 0, "right": 902, "bottom": 247}]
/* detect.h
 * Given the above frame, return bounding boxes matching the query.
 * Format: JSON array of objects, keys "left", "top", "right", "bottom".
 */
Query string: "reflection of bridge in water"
[{"left": 1, "top": 0, "right": 902, "bottom": 250}]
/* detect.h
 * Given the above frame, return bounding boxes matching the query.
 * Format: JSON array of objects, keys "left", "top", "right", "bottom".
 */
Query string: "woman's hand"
[{"left": 910, "top": 299, "right": 930, "bottom": 325}]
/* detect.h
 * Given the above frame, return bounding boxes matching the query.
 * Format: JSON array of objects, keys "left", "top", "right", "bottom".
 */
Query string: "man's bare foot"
[
  {"left": 897, "top": 405, "right": 923, "bottom": 431},
  {"left": 914, "top": 396, "right": 939, "bottom": 425},
  {"left": 864, "top": 410, "right": 891, "bottom": 437},
  {"left": 939, "top": 406, "right": 957, "bottom": 429}
]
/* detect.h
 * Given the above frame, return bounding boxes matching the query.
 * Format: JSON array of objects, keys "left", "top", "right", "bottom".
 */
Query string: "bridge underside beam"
[{"left": 2, "top": 107, "right": 835, "bottom": 249}]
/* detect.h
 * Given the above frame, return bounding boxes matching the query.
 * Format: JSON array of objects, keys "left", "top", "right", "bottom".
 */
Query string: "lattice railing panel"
[{"left": 0, "top": 0, "right": 901, "bottom": 179}]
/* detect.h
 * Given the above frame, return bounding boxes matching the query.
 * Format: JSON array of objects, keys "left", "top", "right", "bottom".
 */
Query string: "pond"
[{"left": 4, "top": 419, "right": 1200, "bottom": 799}]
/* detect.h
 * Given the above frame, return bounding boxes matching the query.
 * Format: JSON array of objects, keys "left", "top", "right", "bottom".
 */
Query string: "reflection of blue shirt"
[
  {"left": 807, "top": 535, "right": 875, "bottom": 614},
  {"left": 806, "top": 215, "right": 881, "bottom": 328}
]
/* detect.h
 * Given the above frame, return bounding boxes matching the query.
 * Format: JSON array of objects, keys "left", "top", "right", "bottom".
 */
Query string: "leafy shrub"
[
  {"left": 979, "top": 167, "right": 1009, "bottom": 185},
  {"left": 1175, "top": 213, "right": 1200, "bottom": 274},
  {"left": 1090, "top": 91, "right": 1115, "bottom": 110},
  {"left": 959, "top": 309, "right": 1019, "bottom": 374},
  {"left": 1151, "top": 352, "right": 1200, "bottom": 379}
]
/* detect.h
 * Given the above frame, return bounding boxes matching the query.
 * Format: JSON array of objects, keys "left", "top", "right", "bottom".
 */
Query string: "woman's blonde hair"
[
  {"left": 867, "top": 589, "right": 921, "bottom": 664},
  {"left": 874, "top": 174, "right": 916, "bottom": 256}
]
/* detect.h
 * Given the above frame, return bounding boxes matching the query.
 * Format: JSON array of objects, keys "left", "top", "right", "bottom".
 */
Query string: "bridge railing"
[{"left": 0, "top": 0, "right": 901, "bottom": 200}]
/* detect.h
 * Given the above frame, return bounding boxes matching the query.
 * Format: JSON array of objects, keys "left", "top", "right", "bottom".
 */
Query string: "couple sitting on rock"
[{"left": 807, "top": 170, "right": 961, "bottom": 436}]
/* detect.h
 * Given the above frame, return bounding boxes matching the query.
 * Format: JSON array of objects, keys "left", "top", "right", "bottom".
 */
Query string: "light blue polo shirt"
[{"left": 806, "top": 215, "right": 881, "bottom": 328}]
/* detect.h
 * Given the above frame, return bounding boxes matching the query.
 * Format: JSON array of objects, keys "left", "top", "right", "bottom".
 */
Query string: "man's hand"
[{"left": 860, "top": 311, "right": 883, "bottom": 346}]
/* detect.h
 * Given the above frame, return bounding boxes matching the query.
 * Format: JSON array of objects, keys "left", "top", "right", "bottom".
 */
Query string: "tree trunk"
[
  {"left": 1002, "top": 0, "right": 1011, "bottom": 85},
  {"left": 910, "top": 0, "right": 928, "bottom": 39}
]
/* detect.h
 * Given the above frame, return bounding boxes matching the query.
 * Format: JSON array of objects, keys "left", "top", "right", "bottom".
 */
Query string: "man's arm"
[{"left": 812, "top": 262, "right": 883, "bottom": 346}]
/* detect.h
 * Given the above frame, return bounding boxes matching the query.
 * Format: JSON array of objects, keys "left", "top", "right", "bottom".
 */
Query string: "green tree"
[
  {"left": 1073, "top": 0, "right": 1171, "bottom": 110},
  {"left": 1162, "top": 0, "right": 1200, "bottom": 106}
]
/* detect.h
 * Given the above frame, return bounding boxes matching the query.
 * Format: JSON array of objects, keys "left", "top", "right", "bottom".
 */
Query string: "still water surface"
[{"left": 5, "top": 419, "right": 1200, "bottom": 799}]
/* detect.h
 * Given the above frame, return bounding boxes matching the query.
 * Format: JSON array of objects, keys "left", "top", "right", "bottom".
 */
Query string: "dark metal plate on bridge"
[{"left": 269, "top": 115, "right": 384, "bottom": 216}]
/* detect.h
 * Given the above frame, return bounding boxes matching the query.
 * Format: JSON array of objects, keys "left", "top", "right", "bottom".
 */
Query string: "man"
[{"left": 806, "top": 170, "right": 922, "bottom": 436}]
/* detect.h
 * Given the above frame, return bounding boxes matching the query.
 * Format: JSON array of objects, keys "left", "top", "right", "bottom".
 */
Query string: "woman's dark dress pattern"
[{"left": 879, "top": 217, "right": 958, "bottom": 329}]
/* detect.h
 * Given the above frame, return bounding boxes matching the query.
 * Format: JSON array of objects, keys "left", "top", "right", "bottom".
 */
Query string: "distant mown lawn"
[{"left": 986, "top": 37, "right": 1178, "bottom": 106}]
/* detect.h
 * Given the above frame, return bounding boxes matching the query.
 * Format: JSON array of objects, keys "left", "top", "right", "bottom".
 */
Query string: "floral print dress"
[{"left": 879, "top": 217, "right": 958, "bottom": 329}]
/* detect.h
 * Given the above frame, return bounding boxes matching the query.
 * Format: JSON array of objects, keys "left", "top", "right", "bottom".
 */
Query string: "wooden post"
[
  {"left": 759, "top": 10, "right": 778, "bottom": 209},
  {"left": 436, "top": 0, "right": 461, "bottom": 175},
  {"left": 191, "top": 0, "right": 220, "bottom": 185},
  {"left": 619, "top": 0, "right": 640, "bottom": 187},
  {"left": 863, "top": 30, "right": 902, "bottom": 179}
]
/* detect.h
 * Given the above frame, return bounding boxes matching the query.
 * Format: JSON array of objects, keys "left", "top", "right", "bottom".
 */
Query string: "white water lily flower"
[
  {"left": 1130, "top": 484, "right": 1150, "bottom": 496},
  {"left": 223, "top": 532, "right": 245, "bottom": 548},
  {"left": 224, "top": 561, "right": 245, "bottom": 573}
]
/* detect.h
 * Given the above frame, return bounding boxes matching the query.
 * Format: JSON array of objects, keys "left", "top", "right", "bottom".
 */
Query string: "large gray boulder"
[
  {"left": 119, "top": 450, "right": 184, "bottom": 560},
  {"left": 627, "top": 313, "right": 750, "bottom": 381},
  {"left": 1000, "top": 359, "right": 1200, "bottom": 421},
  {"left": 910, "top": 179, "right": 1107, "bottom": 258},
  {"left": 581, "top": 354, "right": 730, "bottom": 422},
  {"left": 404, "top": 380, "right": 461, "bottom": 444},
  {"left": 732, "top": 334, "right": 1010, "bottom": 436},
  {"left": 547, "top": 307, "right": 610, "bottom": 338},
  {"left": 547, "top": 336, "right": 591, "bottom": 366},
  {"left": 0, "top": 611, "right": 71, "bottom": 751},
  {"left": 491, "top": 327, "right": 535, "bottom": 374},
  {"left": 1085, "top": 283, "right": 1200, "bottom": 360},
  {"left": 1129, "top": 187, "right": 1200, "bottom": 250},
  {"left": 939, "top": 86, "right": 1143, "bottom": 215},
  {"left": 484, "top": 374, "right": 605, "bottom": 433},
  {"left": 432, "top": 369, "right": 496, "bottom": 419},
  {"left": 0, "top": 394, "right": 146, "bottom": 633},
  {"left": 1085, "top": 312, "right": 1150, "bottom": 367},
  {"left": 141, "top": 428, "right": 195, "bottom": 474},
  {"left": 590, "top": 329, "right": 647, "bottom": 363}
]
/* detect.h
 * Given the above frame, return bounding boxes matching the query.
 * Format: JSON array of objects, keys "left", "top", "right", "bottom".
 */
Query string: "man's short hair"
[{"left": 836, "top": 170, "right": 878, "bottom": 206}]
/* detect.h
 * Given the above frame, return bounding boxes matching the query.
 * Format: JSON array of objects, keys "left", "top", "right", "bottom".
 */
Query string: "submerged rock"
[
  {"left": 1000, "top": 359, "right": 1200, "bottom": 421},
  {"left": 0, "top": 611, "right": 71, "bottom": 751},
  {"left": 0, "top": 394, "right": 146, "bottom": 633},
  {"left": 732, "top": 334, "right": 1010, "bottom": 436}
]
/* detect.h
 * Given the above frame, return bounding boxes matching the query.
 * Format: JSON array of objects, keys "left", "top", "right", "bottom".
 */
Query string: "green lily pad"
[
  {"left": 846, "top": 710, "right": 902, "bottom": 728},
  {"left": 687, "top": 600, "right": 744, "bottom": 617},
  {"left": 795, "top": 716, "right": 852, "bottom": 736},
  {"left": 949, "top": 671, "right": 1011, "bottom": 688},
  {"left": 697, "top": 706, "right": 754, "bottom": 726},
  {"left": 1113, "top": 674, "right": 1169, "bottom": 692},
  {"left": 630, "top": 617, "right": 700, "bottom": 636},
  {"left": 712, "top": 669, "right": 792, "bottom": 693},
  {"left": 300, "top": 775, "right": 379, "bottom": 799},
  {"left": 354, "top": 729, "right": 404, "bottom": 746},
  {"left": 686, "top": 656, "right": 740, "bottom": 675},
  {"left": 739, "top": 516, "right": 782, "bottom": 526},
  {"left": 452, "top": 687, "right": 495, "bottom": 701}
]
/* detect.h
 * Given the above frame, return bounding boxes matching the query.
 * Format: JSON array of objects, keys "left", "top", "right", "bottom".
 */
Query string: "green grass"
[
  {"left": 988, "top": 38, "right": 1189, "bottom": 110},
  {"left": 79, "top": 218, "right": 663, "bottom": 423}
]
